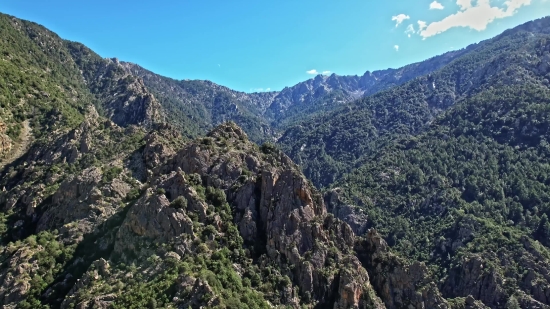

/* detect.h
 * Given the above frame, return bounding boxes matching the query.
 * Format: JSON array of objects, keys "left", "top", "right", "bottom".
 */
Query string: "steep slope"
[
  {"left": 0, "top": 14, "right": 92, "bottom": 151},
  {"left": 66, "top": 45, "right": 164, "bottom": 128},
  {"left": 0, "top": 12, "right": 164, "bottom": 153},
  {"left": 336, "top": 84, "right": 550, "bottom": 308},
  {"left": 3, "top": 10, "right": 550, "bottom": 309},
  {"left": 266, "top": 46, "right": 475, "bottom": 126},
  {"left": 0, "top": 116, "right": 391, "bottom": 308},
  {"left": 0, "top": 14, "right": 391, "bottom": 309},
  {"left": 121, "top": 62, "right": 277, "bottom": 142},
  {"left": 279, "top": 16, "right": 550, "bottom": 188},
  {"left": 120, "top": 40, "right": 471, "bottom": 141}
]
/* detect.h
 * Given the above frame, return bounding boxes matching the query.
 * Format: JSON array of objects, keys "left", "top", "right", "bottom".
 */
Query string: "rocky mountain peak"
[
  {"left": 206, "top": 121, "right": 249, "bottom": 141},
  {"left": 2, "top": 12, "right": 550, "bottom": 309}
]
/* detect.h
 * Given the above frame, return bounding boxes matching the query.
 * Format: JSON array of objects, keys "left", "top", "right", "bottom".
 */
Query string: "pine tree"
[{"left": 535, "top": 214, "right": 550, "bottom": 246}]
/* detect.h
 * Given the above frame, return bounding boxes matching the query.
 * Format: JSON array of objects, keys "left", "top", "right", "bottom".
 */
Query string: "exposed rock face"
[
  {"left": 0, "top": 246, "right": 37, "bottom": 307},
  {"left": 68, "top": 45, "right": 165, "bottom": 129},
  {"left": 1, "top": 106, "right": 137, "bottom": 241},
  {"left": 113, "top": 184, "right": 195, "bottom": 255},
  {"left": 442, "top": 254, "right": 507, "bottom": 307},
  {"left": 111, "top": 122, "right": 385, "bottom": 308},
  {"left": 263, "top": 47, "right": 474, "bottom": 124},
  {"left": 119, "top": 42, "right": 473, "bottom": 141},
  {"left": 3, "top": 12, "right": 550, "bottom": 309},
  {"left": 61, "top": 259, "right": 116, "bottom": 309},
  {"left": 174, "top": 276, "right": 220, "bottom": 309},
  {"left": 325, "top": 188, "right": 369, "bottom": 235},
  {"left": 264, "top": 74, "right": 364, "bottom": 122},
  {"left": 356, "top": 229, "right": 451, "bottom": 309},
  {"left": 120, "top": 61, "right": 277, "bottom": 143},
  {"left": 99, "top": 61, "right": 164, "bottom": 128},
  {"left": 442, "top": 249, "right": 550, "bottom": 309}
]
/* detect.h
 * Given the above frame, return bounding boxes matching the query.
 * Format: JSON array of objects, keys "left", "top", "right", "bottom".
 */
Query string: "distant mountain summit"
[
  {"left": 278, "top": 15, "right": 550, "bottom": 188},
  {"left": 1, "top": 10, "right": 550, "bottom": 309},
  {"left": 116, "top": 39, "right": 475, "bottom": 140},
  {"left": 265, "top": 46, "right": 476, "bottom": 125}
]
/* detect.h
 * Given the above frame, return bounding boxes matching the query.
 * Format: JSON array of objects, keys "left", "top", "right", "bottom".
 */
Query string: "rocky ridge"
[{"left": 1, "top": 11, "right": 550, "bottom": 309}]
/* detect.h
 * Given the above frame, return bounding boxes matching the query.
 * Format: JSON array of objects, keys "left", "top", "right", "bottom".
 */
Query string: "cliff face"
[
  {"left": 0, "top": 116, "right": 386, "bottom": 308},
  {"left": 66, "top": 44, "right": 165, "bottom": 129},
  {"left": 2, "top": 11, "right": 550, "bottom": 309},
  {"left": 110, "top": 122, "right": 385, "bottom": 308}
]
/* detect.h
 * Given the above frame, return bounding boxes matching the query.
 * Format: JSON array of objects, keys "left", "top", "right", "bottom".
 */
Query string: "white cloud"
[
  {"left": 419, "top": 0, "right": 532, "bottom": 38},
  {"left": 430, "top": 1, "right": 445, "bottom": 9},
  {"left": 322, "top": 71, "right": 331, "bottom": 75},
  {"left": 405, "top": 24, "right": 415, "bottom": 37},
  {"left": 394, "top": 45, "right": 399, "bottom": 51},
  {"left": 418, "top": 20, "right": 428, "bottom": 32},
  {"left": 457, "top": 0, "right": 473, "bottom": 10},
  {"left": 306, "top": 69, "right": 319, "bottom": 75},
  {"left": 392, "top": 14, "right": 410, "bottom": 27}
]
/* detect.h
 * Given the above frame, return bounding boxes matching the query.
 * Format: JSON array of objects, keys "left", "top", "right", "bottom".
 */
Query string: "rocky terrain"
[
  {"left": 119, "top": 37, "right": 473, "bottom": 142},
  {"left": 1, "top": 11, "right": 550, "bottom": 309},
  {"left": 0, "top": 122, "right": 13, "bottom": 159}
]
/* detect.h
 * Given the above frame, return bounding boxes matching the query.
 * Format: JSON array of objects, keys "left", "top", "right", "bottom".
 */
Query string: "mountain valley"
[{"left": 1, "top": 11, "right": 550, "bottom": 309}]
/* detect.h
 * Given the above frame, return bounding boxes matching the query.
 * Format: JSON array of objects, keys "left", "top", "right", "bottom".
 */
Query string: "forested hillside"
[
  {"left": 0, "top": 13, "right": 386, "bottom": 308},
  {"left": 335, "top": 85, "right": 550, "bottom": 307},
  {"left": 1, "top": 10, "right": 550, "bottom": 309},
  {"left": 278, "top": 16, "right": 550, "bottom": 188}
]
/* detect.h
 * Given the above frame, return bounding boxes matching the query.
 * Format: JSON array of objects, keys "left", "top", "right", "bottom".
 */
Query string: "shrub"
[
  {"left": 102, "top": 166, "right": 123, "bottom": 183},
  {"left": 170, "top": 196, "right": 187, "bottom": 209}
]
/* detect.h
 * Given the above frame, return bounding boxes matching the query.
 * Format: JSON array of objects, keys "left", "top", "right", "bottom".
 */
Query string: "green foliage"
[
  {"left": 260, "top": 142, "right": 277, "bottom": 154},
  {"left": 102, "top": 166, "right": 123, "bottom": 183},
  {"left": 205, "top": 187, "right": 226, "bottom": 208},
  {"left": 170, "top": 196, "right": 188, "bottom": 209},
  {"left": 156, "top": 188, "right": 166, "bottom": 195},
  {"left": 506, "top": 296, "right": 521, "bottom": 309},
  {"left": 0, "top": 14, "right": 92, "bottom": 138},
  {"left": 13, "top": 231, "right": 76, "bottom": 309},
  {"left": 120, "top": 64, "right": 270, "bottom": 143},
  {"left": 278, "top": 23, "right": 550, "bottom": 188},
  {"left": 0, "top": 210, "right": 14, "bottom": 246},
  {"left": 126, "top": 187, "right": 142, "bottom": 201},
  {"left": 337, "top": 84, "right": 550, "bottom": 295}
]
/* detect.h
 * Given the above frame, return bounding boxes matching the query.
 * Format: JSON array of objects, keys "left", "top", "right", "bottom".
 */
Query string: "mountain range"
[{"left": 1, "top": 11, "right": 550, "bottom": 309}]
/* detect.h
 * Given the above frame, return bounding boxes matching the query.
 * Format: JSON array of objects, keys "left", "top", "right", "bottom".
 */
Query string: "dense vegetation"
[
  {"left": 278, "top": 17, "right": 550, "bottom": 188},
  {"left": 2, "top": 10, "right": 550, "bottom": 309},
  {"left": 0, "top": 15, "right": 91, "bottom": 139},
  {"left": 121, "top": 63, "right": 274, "bottom": 143},
  {"left": 336, "top": 84, "right": 550, "bottom": 304}
]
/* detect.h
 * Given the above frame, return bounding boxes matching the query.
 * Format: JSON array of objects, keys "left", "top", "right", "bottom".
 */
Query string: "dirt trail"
[{"left": 0, "top": 120, "right": 32, "bottom": 170}]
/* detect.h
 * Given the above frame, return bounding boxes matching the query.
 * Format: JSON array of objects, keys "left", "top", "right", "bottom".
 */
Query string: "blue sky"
[{"left": 1, "top": 0, "right": 548, "bottom": 92}]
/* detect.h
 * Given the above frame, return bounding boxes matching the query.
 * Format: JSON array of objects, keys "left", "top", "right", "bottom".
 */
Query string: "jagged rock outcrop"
[
  {"left": 356, "top": 229, "right": 451, "bottom": 309},
  {"left": 442, "top": 254, "right": 507, "bottom": 307},
  {"left": 110, "top": 122, "right": 385, "bottom": 308},
  {"left": 3, "top": 11, "right": 550, "bottom": 308},
  {"left": 67, "top": 43, "right": 165, "bottom": 129},
  {"left": 1, "top": 106, "right": 139, "bottom": 239},
  {"left": 442, "top": 250, "right": 550, "bottom": 309},
  {"left": 100, "top": 60, "right": 164, "bottom": 128},
  {"left": 120, "top": 62, "right": 277, "bottom": 143},
  {"left": 0, "top": 245, "right": 37, "bottom": 308},
  {"left": 325, "top": 188, "right": 369, "bottom": 235}
]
